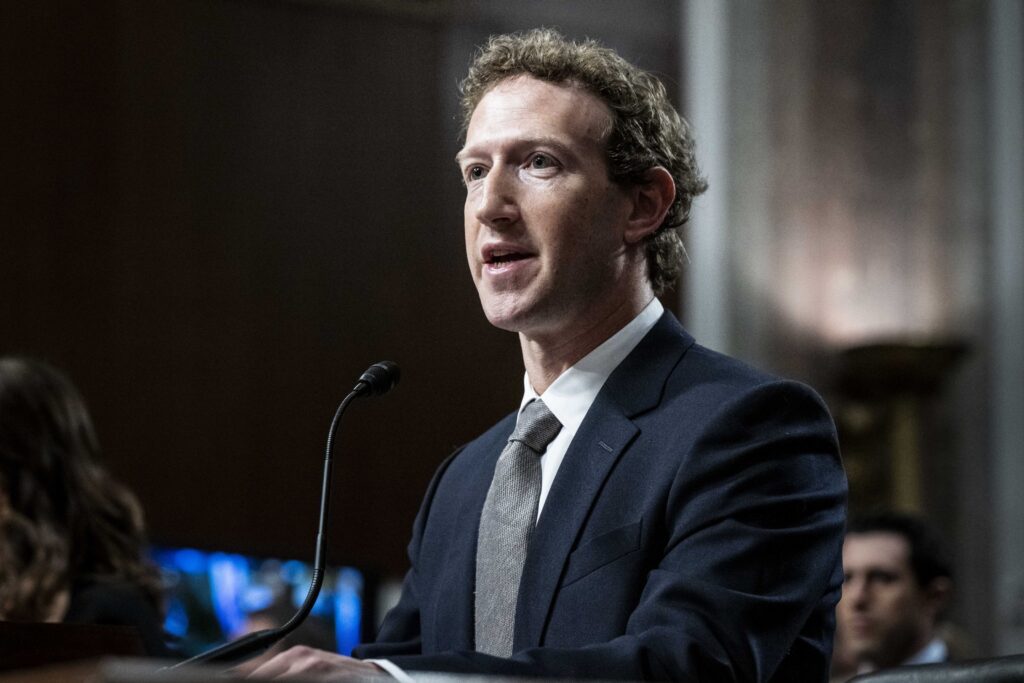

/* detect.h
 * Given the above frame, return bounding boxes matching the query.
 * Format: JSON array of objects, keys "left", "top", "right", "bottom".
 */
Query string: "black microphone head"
[{"left": 355, "top": 361, "right": 400, "bottom": 396}]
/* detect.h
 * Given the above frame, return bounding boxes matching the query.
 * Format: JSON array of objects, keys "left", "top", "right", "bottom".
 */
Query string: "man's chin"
[
  {"left": 850, "top": 642, "right": 905, "bottom": 670},
  {"left": 482, "top": 308, "right": 524, "bottom": 333},
  {"left": 477, "top": 290, "right": 572, "bottom": 339},
  {"left": 847, "top": 640, "right": 882, "bottom": 663},
  {"left": 478, "top": 294, "right": 534, "bottom": 333}
]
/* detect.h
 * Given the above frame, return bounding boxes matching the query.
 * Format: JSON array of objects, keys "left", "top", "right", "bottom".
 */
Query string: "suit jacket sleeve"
[{"left": 358, "top": 379, "right": 845, "bottom": 681}]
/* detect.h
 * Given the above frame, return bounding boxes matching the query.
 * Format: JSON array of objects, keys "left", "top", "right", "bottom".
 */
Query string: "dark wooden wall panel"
[{"left": 1, "top": 1, "right": 523, "bottom": 576}]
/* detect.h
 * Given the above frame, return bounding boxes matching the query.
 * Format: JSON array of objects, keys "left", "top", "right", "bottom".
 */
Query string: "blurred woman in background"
[{"left": 0, "top": 356, "right": 169, "bottom": 656}]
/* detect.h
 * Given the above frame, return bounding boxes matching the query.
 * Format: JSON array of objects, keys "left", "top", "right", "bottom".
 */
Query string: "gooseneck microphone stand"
[{"left": 169, "top": 361, "right": 400, "bottom": 669}]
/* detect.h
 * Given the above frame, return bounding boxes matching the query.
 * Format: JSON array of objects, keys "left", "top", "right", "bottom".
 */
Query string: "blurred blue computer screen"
[{"left": 151, "top": 546, "right": 363, "bottom": 657}]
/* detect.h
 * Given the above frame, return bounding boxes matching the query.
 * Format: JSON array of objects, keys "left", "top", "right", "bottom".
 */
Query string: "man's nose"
[
  {"left": 474, "top": 167, "right": 519, "bottom": 228},
  {"left": 843, "top": 576, "right": 870, "bottom": 609}
]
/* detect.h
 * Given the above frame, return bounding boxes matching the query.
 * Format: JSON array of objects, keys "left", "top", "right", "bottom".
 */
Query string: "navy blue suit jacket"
[{"left": 355, "top": 312, "right": 846, "bottom": 681}]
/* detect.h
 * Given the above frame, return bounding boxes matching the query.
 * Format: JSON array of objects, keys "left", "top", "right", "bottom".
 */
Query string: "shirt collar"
[
  {"left": 857, "top": 637, "right": 949, "bottom": 676},
  {"left": 903, "top": 637, "right": 948, "bottom": 666},
  {"left": 519, "top": 297, "right": 664, "bottom": 433}
]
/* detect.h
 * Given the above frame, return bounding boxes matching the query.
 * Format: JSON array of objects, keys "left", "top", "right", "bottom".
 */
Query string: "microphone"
[
  {"left": 353, "top": 360, "right": 400, "bottom": 397},
  {"left": 169, "top": 361, "right": 400, "bottom": 670}
]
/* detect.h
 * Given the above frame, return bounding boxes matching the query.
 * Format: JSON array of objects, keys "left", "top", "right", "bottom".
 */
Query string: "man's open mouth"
[{"left": 486, "top": 251, "right": 531, "bottom": 265}]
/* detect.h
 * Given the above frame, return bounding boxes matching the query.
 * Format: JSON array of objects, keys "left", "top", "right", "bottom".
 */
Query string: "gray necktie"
[{"left": 474, "top": 398, "right": 562, "bottom": 657}]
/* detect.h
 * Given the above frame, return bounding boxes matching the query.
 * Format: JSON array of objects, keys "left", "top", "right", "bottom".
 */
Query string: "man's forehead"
[
  {"left": 460, "top": 75, "right": 613, "bottom": 151},
  {"left": 844, "top": 532, "right": 912, "bottom": 569}
]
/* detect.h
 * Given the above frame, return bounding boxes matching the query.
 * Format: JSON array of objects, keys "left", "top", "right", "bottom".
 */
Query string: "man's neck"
[{"left": 520, "top": 291, "right": 654, "bottom": 394}]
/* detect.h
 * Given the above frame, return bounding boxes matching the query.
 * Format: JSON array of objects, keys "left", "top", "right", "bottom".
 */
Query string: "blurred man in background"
[{"left": 837, "top": 511, "right": 955, "bottom": 678}]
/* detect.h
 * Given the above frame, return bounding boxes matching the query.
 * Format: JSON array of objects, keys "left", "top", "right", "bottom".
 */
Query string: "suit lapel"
[
  {"left": 512, "top": 398, "right": 638, "bottom": 650},
  {"left": 512, "top": 311, "right": 694, "bottom": 650},
  {"left": 431, "top": 414, "right": 515, "bottom": 652}
]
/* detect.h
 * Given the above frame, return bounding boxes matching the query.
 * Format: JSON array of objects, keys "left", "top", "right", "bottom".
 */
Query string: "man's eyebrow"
[{"left": 455, "top": 137, "right": 578, "bottom": 165}]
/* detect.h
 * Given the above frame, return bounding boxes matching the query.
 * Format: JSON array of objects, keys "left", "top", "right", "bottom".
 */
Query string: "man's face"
[
  {"left": 838, "top": 532, "right": 936, "bottom": 669},
  {"left": 457, "top": 76, "right": 636, "bottom": 340}
]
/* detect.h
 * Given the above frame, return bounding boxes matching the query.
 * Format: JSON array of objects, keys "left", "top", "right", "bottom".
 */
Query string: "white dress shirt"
[{"left": 518, "top": 297, "right": 664, "bottom": 518}]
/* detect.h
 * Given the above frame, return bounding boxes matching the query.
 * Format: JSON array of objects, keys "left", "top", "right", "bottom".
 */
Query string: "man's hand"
[{"left": 245, "top": 646, "right": 388, "bottom": 680}]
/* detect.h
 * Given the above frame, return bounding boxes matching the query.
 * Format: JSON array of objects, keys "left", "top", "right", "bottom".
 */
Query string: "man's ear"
[
  {"left": 624, "top": 166, "right": 676, "bottom": 244},
  {"left": 924, "top": 576, "right": 953, "bottom": 617}
]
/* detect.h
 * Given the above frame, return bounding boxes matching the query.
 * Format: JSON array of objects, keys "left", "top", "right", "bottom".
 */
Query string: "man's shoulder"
[
  {"left": 616, "top": 311, "right": 828, "bottom": 415},
  {"left": 673, "top": 340, "right": 792, "bottom": 391},
  {"left": 659, "top": 340, "right": 834, "bottom": 437},
  {"left": 648, "top": 310, "right": 785, "bottom": 384}
]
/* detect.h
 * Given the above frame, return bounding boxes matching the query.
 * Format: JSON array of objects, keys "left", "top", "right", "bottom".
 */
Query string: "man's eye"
[
  {"left": 867, "top": 570, "right": 899, "bottom": 585},
  {"left": 529, "top": 154, "right": 555, "bottom": 169},
  {"left": 466, "top": 165, "right": 487, "bottom": 181}
]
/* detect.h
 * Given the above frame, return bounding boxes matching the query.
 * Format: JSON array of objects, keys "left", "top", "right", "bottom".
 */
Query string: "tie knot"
[{"left": 510, "top": 399, "right": 562, "bottom": 454}]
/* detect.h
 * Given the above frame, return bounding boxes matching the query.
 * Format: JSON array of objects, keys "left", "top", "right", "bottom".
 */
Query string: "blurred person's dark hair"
[
  {"left": 0, "top": 356, "right": 162, "bottom": 622},
  {"left": 458, "top": 27, "right": 708, "bottom": 295},
  {"left": 847, "top": 510, "right": 953, "bottom": 589}
]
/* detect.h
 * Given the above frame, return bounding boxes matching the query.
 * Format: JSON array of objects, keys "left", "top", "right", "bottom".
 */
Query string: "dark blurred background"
[{"left": 2, "top": 0, "right": 1021, "bottom": 659}]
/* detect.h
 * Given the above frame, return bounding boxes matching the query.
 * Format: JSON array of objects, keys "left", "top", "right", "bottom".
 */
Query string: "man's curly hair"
[{"left": 459, "top": 28, "right": 708, "bottom": 295}]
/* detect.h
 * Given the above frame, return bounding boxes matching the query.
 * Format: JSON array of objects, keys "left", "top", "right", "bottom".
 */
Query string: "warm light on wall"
[{"left": 739, "top": 200, "right": 958, "bottom": 348}]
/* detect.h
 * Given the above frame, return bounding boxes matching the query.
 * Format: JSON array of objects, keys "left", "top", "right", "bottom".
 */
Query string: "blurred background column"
[
  {"left": 988, "top": 0, "right": 1024, "bottom": 657},
  {"left": 683, "top": 0, "right": 732, "bottom": 354}
]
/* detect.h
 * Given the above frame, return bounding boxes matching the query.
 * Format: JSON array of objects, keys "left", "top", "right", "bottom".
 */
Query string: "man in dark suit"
[{"left": 251, "top": 28, "right": 846, "bottom": 681}]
